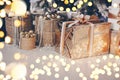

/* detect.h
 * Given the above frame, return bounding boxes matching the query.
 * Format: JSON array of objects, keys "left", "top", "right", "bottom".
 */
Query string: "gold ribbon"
[{"left": 60, "top": 20, "right": 95, "bottom": 57}]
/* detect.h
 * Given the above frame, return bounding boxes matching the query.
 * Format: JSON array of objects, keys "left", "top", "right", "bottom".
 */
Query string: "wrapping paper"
[
  {"left": 37, "top": 18, "right": 58, "bottom": 47},
  {"left": 110, "top": 30, "right": 120, "bottom": 56},
  {"left": 60, "top": 21, "right": 111, "bottom": 59},
  {"left": 19, "top": 37, "right": 36, "bottom": 50},
  {"left": 5, "top": 15, "right": 34, "bottom": 45}
]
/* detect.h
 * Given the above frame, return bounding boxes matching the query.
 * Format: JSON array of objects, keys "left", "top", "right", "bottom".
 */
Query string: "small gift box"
[
  {"left": 110, "top": 30, "right": 120, "bottom": 56},
  {"left": 19, "top": 30, "right": 36, "bottom": 50},
  {"left": 60, "top": 21, "right": 111, "bottom": 59}
]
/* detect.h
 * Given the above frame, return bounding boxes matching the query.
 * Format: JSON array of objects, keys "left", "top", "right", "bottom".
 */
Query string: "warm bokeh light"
[
  {"left": 6, "top": 75, "right": 11, "bottom": 80},
  {"left": 76, "top": 67, "right": 80, "bottom": 72},
  {"left": 6, "top": 0, "right": 11, "bottom": 5},
  {"left": 11, "top": 64, "right": 27, "bottom": 79},
  {"left": 0, "top": 62, "right": 6, "bottom": 71},
  {"left": 5, "top": 36, "right": 12, "bottom": 44},
  {"left": 83, "top": 0, "right": 88, "bottom": 3},
  {"left": 107, "top": 0, "right": 112, "bottom": 3},
  {"left": 55, "top": 73, "right": 59, "bottom": 78},
  {"left": 11, "top": 0, "right": 27, "bottom": 16},
  {"left": 0, "top": 31, "right": 5, "bottom": 38},
  {"left": 70, "top": 0, "right": 74, "bottom": 3},
  {"left": 0, "top": 9, "right": 6, "bottom": 18},
  {"left": 42, "top": 56, "right": 47, "bottom": 60},
  {"left": 55, "top": 55, "right": 59, "bottom": 60},
  {"left": 59, "top": 7, "right": 64, "bottom": 11},
  {"left": 115, "top": 73, "right": 119, "bottom": 78},
  {"left": 102, "top": 55, "right": 107, "bottom": 60},
  {"left": 49, "top": 54, "right": 54, "bottom": 59},
  {"left": 109, "top": 54, "right": 114, "bottom": 58},
  {"left": 77, "top": 4, "right": 82, "bottom": 8},
  {"left": 113, "top": 3, "right": 118, "bottom": 8},
  {"left": 0, "top": 74, "right": 4, "bottom": 79},
  {"left": 64, "top": 76, "right": 69, "bottom": 80},
  {"left": 79, "top": 0, "right": 83, "bottom": 5},
  {"left": 88, "top": 2, "right": 93, "bottom": 6},
  {"left": 53, "top": 3, "right": 57, "bottom": 8},
  {"left": 47, "top": 0, "right": 52, "bottom": 3},
  {"left": 55, "top": 67, "right": 59, "bottom": 72},
  {"left": 90, "top": 64, "right": 95, "bottom": 69},
  {"left": 0, "top": 18, "right": 3, "bottom": 28},
  {"left": 64, "top": 0, "right": 69, "bottom": 5},
  {"left": 72, "top": 7, "right": 77, "bottom": 11},
  {"left": 79, "top": 73, "right": 84, "bottom": 77},
  {"left": 0, "top": 1, "right": 4, "bottom": 6},
  {"left": 66, "top": 8, "right": 70, "bottom": 12},
  {"left": 14, "top": 20, "right": 21, "bottom": 27},
  {"left": 0, "top": 42, "right": 4, "bottom": 49},
  {"left": 14, "top": 53, "right": 21, "bottom": 60},
  {"left": 35, "top": 58, "right": 40, "bottom": 63}
]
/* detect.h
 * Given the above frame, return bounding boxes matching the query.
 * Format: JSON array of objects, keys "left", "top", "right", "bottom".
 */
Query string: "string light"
[
  {"left": 0, "top": 62, "right": 6, "bottom": 71},
  {"left": 79, "top": 73, "right": 84, "bottom": 77},
  {"left": 47, "top": 0, "right": 52, "bottom": 3},
  {"left": 59, "top": 7, "right": 64, "bottom": 11},
  {"left": 14, "top": 20, "right": 21, "bottom": 27},
  {"left": 88, "top": 2, "right": 93, "bottom": 6},
  {"left": 70, "top": 0, "right": 74, "bottom": 3},
  {"left": 79, "top": 0, "right": 83, "bottom": 5},
  {"left": 5, "top": 36, "right": 12, "bottom": 44},
  {"left": 10, "top": 64, "right": 27, "bottom": 79},
  {"left": 0, "top": 9, "right": 6, "bottom": 18},
  {"left": 55, "top": 73, "right": 59, "bottom": 78},
  {"left": 72, "top": 7, "right": 77, "bottom": 11},
  {"left": 77, "top": 4, "right": 82, "bottom": 8},
  {"left": 35, "top": 58, "right": 40, "bottom": 63},
  {"left": 0, "top": 1, "right": 4, "bottom": 6},
  {"left": 90, "top": 64, "right": 95, "bottom": 69},
  {"left": 14, "top": 53, "right": 21, "bottom": 60},
  {"left": 107, "top": 0, "right": 112, "bottom": 3},
  {"left": 6, "top": 0, "right": 11, "bottom": 5},
  {"left": 64, "top": 76, "right": 69, "bottom": 80},
  {"left": 83, "top": 0, "right": 88, "bottom": 3},
  {"left": 0, "top": 74, "right": 4, "bottom": 79},
  {"left": 0, "top": 31, "right": 4, "bottom": 38},
  {"left": 11, "top": 0, "right": 27, "bottom": 16},
  {"left": 66, "top": 8, "right": 70, "bottom": 12},
  {"left": 53, "top": 3, "right": 57, "bottom": 8},
  {"left": 76, "top": 67, "right": 80, "bottom": 72},
  {"left": 64, "top": 0, "right": 69, "bottom": 5},
  {"left": 30, "top": 64, "right": 34, "bottom": 69},
  {"left": 115, "top": 73, "right": 119, "bottom": 78}
]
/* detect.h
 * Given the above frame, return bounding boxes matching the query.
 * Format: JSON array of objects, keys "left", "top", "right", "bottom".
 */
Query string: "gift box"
[
  {"left": 60, "top": 21, "right": 111, "bottom": 59},
  {"left": 110, "top": 30, "right": 120, "bottom": 56},
  {"left": 5, "top": 15, "right": 34, "bottom": 45},
  {"left": 19, "top": 37, "right": 36, "bottom": 50},
  {"left": 39, "top": 19, "right": 56, "bottom": 47},
  {"left": 19, "top": 30, "right": 36, "bottom": 50}
]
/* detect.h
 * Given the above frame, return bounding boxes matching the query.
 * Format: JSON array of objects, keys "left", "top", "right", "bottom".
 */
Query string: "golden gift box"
[
  {"left": 19, "top": 31, "right": 36, "bottom": 50},
  {"left": 60, "top": 21, "right": 111, "bottom": 59},
  {"left": 110, "top": 30, "right": 120, "bottom": 56}
]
